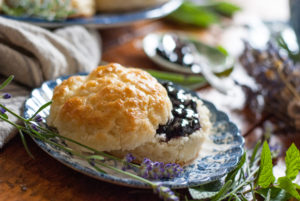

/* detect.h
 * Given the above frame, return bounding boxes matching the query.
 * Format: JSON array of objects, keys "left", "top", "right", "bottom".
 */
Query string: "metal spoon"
[{"left": 143, "top": 32, "right": 235, "bottom": 94}]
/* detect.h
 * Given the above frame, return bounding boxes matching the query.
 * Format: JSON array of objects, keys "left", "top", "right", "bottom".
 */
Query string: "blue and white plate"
[
  {"left": 23, "top": 74, "right": 244, "bottom": 189},
  {"left": 2, "top": 0, "right": 182, "bottom": 28}
]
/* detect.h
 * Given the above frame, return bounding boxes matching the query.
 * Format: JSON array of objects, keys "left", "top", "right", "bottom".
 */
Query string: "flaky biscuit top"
[{"left": 47, "top": 63, "right": 172, "bottom": 151}]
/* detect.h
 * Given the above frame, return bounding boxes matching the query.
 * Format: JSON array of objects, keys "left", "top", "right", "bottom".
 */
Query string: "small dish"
[
  {"left": 23, "top": 74, "right": 244, "bottom": 189},
  {"left": 143, "top": 32, "right": 236, "bottom": 94},
  {"left": 1, "top": 0, "right": 182, "bottom": 28},
  {"left": 143, "top": 32, "right": 234, "bottom": 75}
]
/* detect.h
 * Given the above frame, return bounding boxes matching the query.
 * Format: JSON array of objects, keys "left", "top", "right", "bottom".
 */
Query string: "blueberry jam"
[
  {"left": 157, "top": 81, "right": 201, "bottom": 141},
  {"left": 156, "top": 34, "right": 196, "bottom": 69}
]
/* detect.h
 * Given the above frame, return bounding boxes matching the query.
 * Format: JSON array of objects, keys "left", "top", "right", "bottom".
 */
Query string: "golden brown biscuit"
[{"left": 47, "top": 63, "right": 172, "bottom": 151}]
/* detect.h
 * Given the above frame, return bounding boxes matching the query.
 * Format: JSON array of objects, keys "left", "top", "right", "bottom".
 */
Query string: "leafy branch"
[{"left": 189, "top": 141, "right": 300, "bottom": 201}]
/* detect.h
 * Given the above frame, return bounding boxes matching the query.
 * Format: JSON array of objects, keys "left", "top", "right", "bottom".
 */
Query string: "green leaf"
[
  {"left": 278, "top": 176, "right": 300, "bottom": 200},
  {"left": 240, "top": 194, "right": 248, "bottom": 201},
  {"left": 285, "top": 143, "right": 300, "bottom": 180},
  {"left": 0, "top": 112, "right": 8, "bottom": 120},
  {"left": 230, "top": 193, "right": 241, "bottom": 201},
  {"left": 276, "top": 35, "right": 300, "bottom": 63},
  {"left": 214, "top": 66, "right": 234, "bottom": 77},
  {"left": 0, "top": 75, "right": 14, "bottom": 90},
  {"left": 19, "top": 130, "right": 34, "bottom": 159},
  {"left": 189, "top": 188, "right": 218, "bottom": 200},
  {"left": 208, "top": 1, "right": 241, "bottom": 17},
  {"left": 216, "top": 45, "right": 229, "bottom": 56},
  {"left": 258, "top": 141, "right": 275, "bottom": 188},
  {"left": 250, "top": 141, "right": 261, "bottom": 167},
  {"left": 91, "top": 163, "right": 107, "bottom": 174},
  {"left": 2, "top": 1, "right": 72, "bottom": 21},
  {"left": 295, "top": 183, "right": 300, "bottom": 190},
  {"left": 266, "top": 189, "right": 271, "bottom": 201},
  {"left": 189, "top": 180, "right": 222, "bottom": 200},
  {"left": 29, "top": 101, "right": 52, "bottom": 121},
  {"left": 211, "top": 180, "right": 233, "bottom": 201},
  {"left": 225, "top": 152, "right": 246, "bottom": 182},
  {"left": 257, "top": 187, "right": 291, "bottom": 201},
  {"left": 168, "top": 1, "right": 219, "bottom": 28},
  {"left": 1, "top": 4, "right": 26, "bottom": 16},
  {"left": 147, "top": 69, "right": 207, "bottom": 86},
  {"left": 87, "top": 155, "right": 105, "bottom": 161},
  {"left": 167, "top": 0, "right": 240, "bottom": 27}
]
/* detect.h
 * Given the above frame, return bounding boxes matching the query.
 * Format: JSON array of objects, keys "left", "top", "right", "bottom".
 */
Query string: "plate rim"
[
  {"left": 23, "top": 74, "right": 245, "bottom": 189},
  {"left": 1, "top": 0, "right": 183, "bottom": 28}
]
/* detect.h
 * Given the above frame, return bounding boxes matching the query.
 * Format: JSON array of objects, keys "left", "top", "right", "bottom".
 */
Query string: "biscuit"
[
  {"left": 111, "top": 98, "right": 211, "bottom": 165},
  {"left": 47, "top": 63, "right": 172, "bottom": 151}
]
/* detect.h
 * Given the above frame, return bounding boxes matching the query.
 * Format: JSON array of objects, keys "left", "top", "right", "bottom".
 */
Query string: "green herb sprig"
[
  {"left": 1, "top": 0, "right": 75, "bottom": 21},
  {"left": 189, "top": 141, "right": 300, "bottom": 200}
]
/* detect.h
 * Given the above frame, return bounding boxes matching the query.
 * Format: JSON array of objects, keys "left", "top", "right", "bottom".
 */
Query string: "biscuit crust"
[{"left": 48, "top": 63, "right": 172, "bottom": 151}]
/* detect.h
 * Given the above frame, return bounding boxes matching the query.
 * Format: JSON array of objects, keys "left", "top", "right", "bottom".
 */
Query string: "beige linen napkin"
[{"left": 0, "top": 17, "right": 101, "bottom": 148}]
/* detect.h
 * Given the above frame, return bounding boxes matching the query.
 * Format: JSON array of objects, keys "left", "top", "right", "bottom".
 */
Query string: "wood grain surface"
[{"left": 1, "top": 2, "right": 299, "bottom": 200}]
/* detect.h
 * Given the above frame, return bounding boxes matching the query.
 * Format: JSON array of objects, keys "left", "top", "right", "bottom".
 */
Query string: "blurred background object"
[
  {"left": 167, "top": 0, "right": 240, "bottom": 28},
  {"left": 0, "top": 0, "right": 182, "bottom": 28},
  {"left": 290, "top": 0, "right": 300, "bottom": 48}
]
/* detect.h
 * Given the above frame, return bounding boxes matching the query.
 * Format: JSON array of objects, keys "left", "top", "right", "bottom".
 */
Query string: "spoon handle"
[{"left": 197, "top": 60, "right": 235, "bottom": 94}]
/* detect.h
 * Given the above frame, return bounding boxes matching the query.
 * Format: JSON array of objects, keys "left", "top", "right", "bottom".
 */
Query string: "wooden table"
[{"left": 1, "top": 2, "right": 300, "bottom": 200}]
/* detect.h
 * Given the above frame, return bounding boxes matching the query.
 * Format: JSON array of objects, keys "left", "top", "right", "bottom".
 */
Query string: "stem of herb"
[
  {"left": 28, "top": 101, "right": 52, "bottom": 121},
  {"left": 0, "top": 114, "right": 23, "bottom": 129},
  {"left": 232, "top": 193, "right": 242, "bottom": 201},
  {"left": 242, "top": 184, "right": 277, "bottom": 195},
  {"left": 35, "top": 124, "right": 140, "bottom": 168},
  {"left": 0, "top": 103, "right": 28, "bottom": 122},
  {"left": 219, "top": 168, "right": 260, "bottom": 200},
  {"left": 17, "top": 122, "right": 154, "bottom": 187},
  {"left": 1, "top": 102, "right": 145, "bottom": 184},
  {"left": 96, "top": 160, "right": 155, "bottom": 186},
  {"left": 19, "top": 129, "right": 34, "bottom": 158},
  {"left": 246, "top": 159, "right": 256, "bottom": 201}
]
